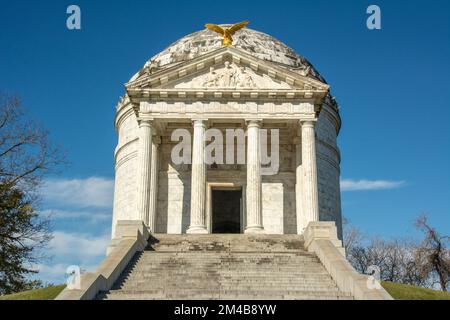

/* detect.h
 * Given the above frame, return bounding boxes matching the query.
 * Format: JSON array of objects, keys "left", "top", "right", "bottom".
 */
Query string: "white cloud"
[
  {"left": 30, "top": 177, "right": 114, "bottom": 284},
  {"left": 41, "top": 177, "right": 114, "bottom": 208},
  {"left": 34, "top": 263, "right": 68, "bottom": 276},
  {"left": 48, "top": 231, "right": 110, "bottom": 261},
  {"left": 30, "top": 263, "right": 69, "bottom": 285},
  {"left": 32, "top": 263, "right": 99, "bottom": 285},
  {"left": 31, "top": 231, "right": 110, "bottom": 285},
  {"left": 41, "top": 209, "right": 111, "bottom": 222},
  {"left": 341, "top": 179, "right": 406, "bottom": 191}
]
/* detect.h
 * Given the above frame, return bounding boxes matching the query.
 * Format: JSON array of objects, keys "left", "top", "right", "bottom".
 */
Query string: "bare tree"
[
  {"left": 0, "top": 94, "right": 62, "bottom": 189},
  {"left": 342, "top": 217, "right": 364, "bottom": 254},
  {"left": 344, "top": 218, "right": 429, "bottom": 287},
  {"left": 347, "top": 238, "right": 387, "bottom": 277},
  {"left": 0, "top": 93, "right": 64, "bottom": 294},
  {"left": 415, "top": 215, "right": 449, "bottom": 291}
]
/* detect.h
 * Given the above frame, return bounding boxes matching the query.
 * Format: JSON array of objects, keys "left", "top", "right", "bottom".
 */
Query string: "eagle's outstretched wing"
[
  {"left": 205, "top": 24, "right": 225, "bottom": 35},
  {"left": 228, "top": 21, "right": 250, "bottom": 35}
]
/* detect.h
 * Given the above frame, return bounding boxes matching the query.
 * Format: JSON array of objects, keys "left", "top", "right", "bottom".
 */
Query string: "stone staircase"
[{"left": 98, "top": 234, "right": 353, "bottom": 300}]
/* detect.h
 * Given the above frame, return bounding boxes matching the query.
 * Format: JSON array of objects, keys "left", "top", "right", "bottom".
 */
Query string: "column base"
[
  {"left": 186, "top": 226, "right": 209, "bottom": 234},
  {"left": 244, "top": 226, "right": 265, "bottom": 234}
]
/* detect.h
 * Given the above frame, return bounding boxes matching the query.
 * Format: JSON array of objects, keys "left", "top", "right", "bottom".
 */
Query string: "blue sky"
[{"left": 0, "top": 0, "right": 449, "bottom": 284}]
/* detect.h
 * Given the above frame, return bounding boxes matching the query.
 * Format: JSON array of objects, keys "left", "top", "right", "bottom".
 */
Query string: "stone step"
[
  {"left": 116, "top": 285, "right": 340, "bottom": 292},
  {"left": 131, "top": 267, "right": 325, "bottom": 271},
  {"left": 138, "top": 260, "right": 318, "bottom": 264},
  {"left": 129, "top": 262, "right": 325, "bottom": 266},
  {"left": 136, "top": 259, "right": 321, "bottom": 264},
  {"left": 137, "top": 258, "right": 318, "bottom": 262},
  {"left": 149, "top": 235, "right": 305, "bottom": 243},
  {"left": 116, "top": 283, "right": 338, "bottom": 290},
  {"left": 131, "top": 258, "right": 324, "bottom": 264},
  {"left": 116, "top": 276, "right": 337, "bottom": 282},
  {"left": 100, "top": 290, "right": 352, "bottom": 300},
  {"left": 99, "top": 294, "right": 353, "bottom": 301},
  {"left": 117, "top": 279, "right": 335, "bottom": 288},
  {"left": 118, "top": 278, "right": 336, "bottom": 284},
  {"left": 121, "top": 275, "right": 332, "bottom": 282},
  {"left": 138, "top": 253, "right": 317, "bottom": 257},
  {"left": 123, "top": 270, "right": 332, "bottom": 276},
  {"left": 147, "top": 235, "right": 306, "bottom": 253},
  {"left": 106, "top": 288, "right": 344, "bottom": 294},
  {"left": 137, "top": 255, "right": 320, "bottom": 260}
]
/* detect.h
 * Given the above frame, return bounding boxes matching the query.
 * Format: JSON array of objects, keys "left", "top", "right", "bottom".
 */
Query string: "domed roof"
[{"left": 139, "top": 25, "right": 325, "bottom": 83}]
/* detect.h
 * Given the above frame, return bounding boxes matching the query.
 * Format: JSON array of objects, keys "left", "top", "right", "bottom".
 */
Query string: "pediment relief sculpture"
[{"left": 173, "top": 61, "right": 292, "bottom": 90}]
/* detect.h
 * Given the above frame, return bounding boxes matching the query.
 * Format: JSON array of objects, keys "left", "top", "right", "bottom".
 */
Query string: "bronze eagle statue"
[{"left": 205, "top": 21, "right": 250, "bottom": 46}]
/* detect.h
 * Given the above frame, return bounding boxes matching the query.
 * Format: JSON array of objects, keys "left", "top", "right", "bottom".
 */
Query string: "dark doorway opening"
[{"left": 212, "top": 189, "right": 241, "bottom": 233}]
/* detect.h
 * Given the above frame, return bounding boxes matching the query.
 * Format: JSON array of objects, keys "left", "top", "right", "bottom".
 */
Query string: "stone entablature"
[{"left": 135, "top": 101, "right": 319, "bottom": 121}]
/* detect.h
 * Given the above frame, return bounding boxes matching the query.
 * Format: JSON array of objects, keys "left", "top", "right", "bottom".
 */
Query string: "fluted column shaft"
[
  {"left": 148, "top": 136, "right": 160, "bottom": 233},
  {"left": 301, "top": 120, "right": 319, "bottom": 224},
  {"left": 245, "top": 120, "right": 264, "bottom": 233},
  {"left": 187, "top": 119, "right": 208, "bottom": 234},
  {"left": 136, "top": 119, "right": 153, "bottom": 224},
  {"left": 294, "top": 136, "right": 306, "bottom": 234}
]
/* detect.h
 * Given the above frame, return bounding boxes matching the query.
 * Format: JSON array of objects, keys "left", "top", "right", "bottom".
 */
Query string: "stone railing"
[
  {"left": 55, "top": 221, "right": 149, "bottom": 300},
  {"left": 303, "top": 221, "right": 393, "bottom": 300}
]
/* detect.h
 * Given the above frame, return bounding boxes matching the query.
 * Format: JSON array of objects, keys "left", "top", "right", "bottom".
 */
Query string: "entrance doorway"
[{"left": 211, "top": 189, "right": 242, "bottom": 233}]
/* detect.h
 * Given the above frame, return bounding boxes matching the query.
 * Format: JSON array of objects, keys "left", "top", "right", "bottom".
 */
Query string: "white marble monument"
[{"left": 111, "top": 25, "right": 343, "bottom": 239}]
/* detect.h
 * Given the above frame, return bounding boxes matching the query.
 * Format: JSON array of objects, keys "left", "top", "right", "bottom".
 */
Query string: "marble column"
[
  {"left": 136, "top": 118, "right": 153, "bottom": 224},
  {"left": 301, "top": 120, "right": 319, "bottom": 224},
  {"left": 187, "top": 119, "right": 208, "bottom": 234},
  {"left": 245, "top": 120, "right": 264, "bottom": 233},
  {"left": 294, "top": 136, "right": 306, "bottom": 234},
  {"left": 148, "top": 135, "right": 160, "bottom": 233}
]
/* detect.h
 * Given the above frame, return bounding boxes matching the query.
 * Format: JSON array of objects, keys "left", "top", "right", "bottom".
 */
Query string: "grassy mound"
[
  {"left": 382, "top": 281, "right": 450, "bottom": 300},
  {"left": 0, "top": 285, "right": 66, "bottom": 300}
]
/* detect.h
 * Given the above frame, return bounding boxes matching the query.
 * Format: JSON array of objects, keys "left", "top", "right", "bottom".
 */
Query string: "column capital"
[
  {"left": 300, "top": 119, "right": 317, "bottom": 128},
  {"left": 245, "top": 119, "right": 263, "bottom": 128},
  {"left": 192, "top": 118, "right": 208, "bottom": 127},
  {"left": 137, "top": 117, "right": 154, "bottom": 127}
]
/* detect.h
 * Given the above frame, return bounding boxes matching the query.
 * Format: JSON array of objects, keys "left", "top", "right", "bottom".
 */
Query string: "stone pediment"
[
  {"left": 126, "top": 47, "right": 329, "bottom": 100},
  {"left": 171, "top": 61, "right": 292, "bottom": 90}
]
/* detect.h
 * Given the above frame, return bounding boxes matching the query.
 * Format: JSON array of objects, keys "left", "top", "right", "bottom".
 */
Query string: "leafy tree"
[{"left": 0, "top": 93, "right": 63, "bottom": 295}]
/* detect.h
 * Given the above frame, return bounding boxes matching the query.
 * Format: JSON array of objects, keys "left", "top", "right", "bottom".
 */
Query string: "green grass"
[
  {"left": 0, "top": 285, "right": 66, "bottom": 300},
  {"left": 382, "top": 281, "right": 450, "bottom": 300}
]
